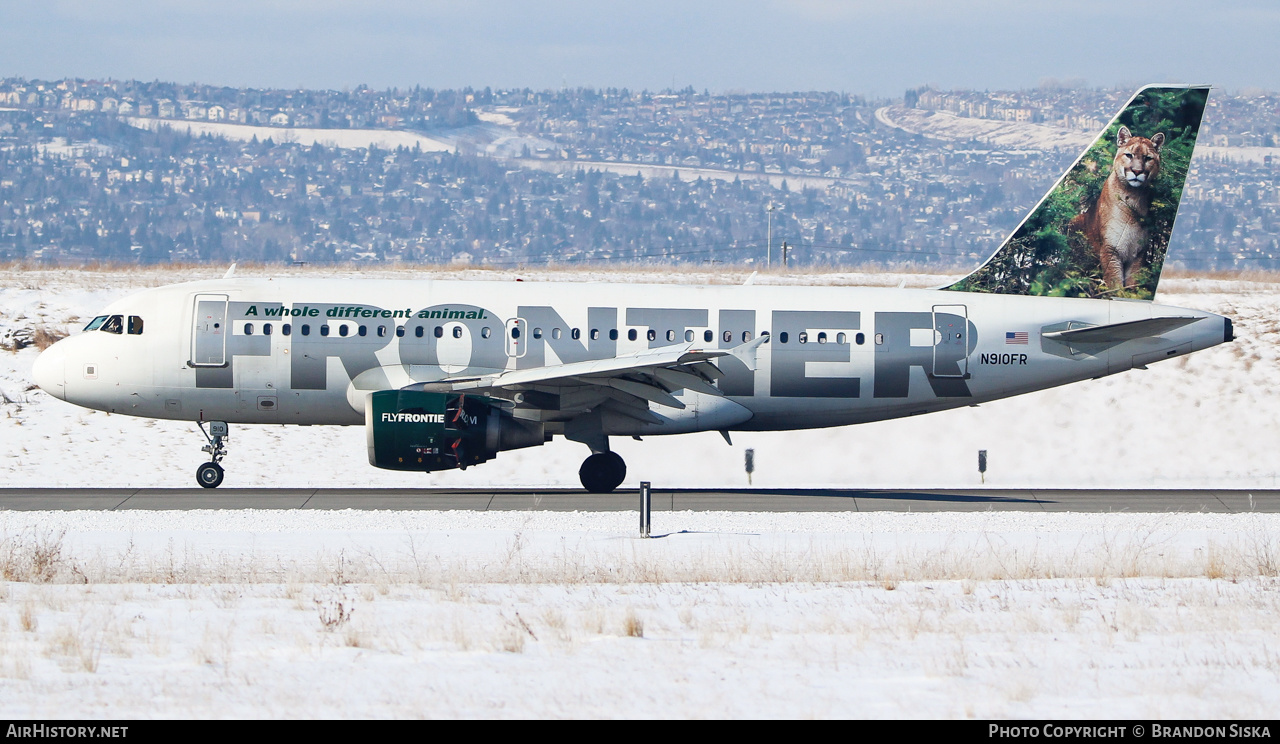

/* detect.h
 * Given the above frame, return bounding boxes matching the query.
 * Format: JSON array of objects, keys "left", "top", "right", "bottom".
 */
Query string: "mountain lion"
[{"left": 1069, "top": 126, "right": 1165, "bottom": 289}]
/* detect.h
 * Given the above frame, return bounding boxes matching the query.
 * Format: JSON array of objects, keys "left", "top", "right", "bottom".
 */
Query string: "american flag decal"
[{"left": 1006, "top": 331, "right": 1029, "bottom": 345}]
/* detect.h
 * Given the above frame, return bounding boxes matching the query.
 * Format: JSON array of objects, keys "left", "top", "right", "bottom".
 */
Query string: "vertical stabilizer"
[{"left": 945, "top": 85, "right": 1209, "bottom": 300}]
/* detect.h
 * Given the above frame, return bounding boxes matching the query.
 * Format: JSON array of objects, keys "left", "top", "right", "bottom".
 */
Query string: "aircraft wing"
[
  {"left": 401, "top": 335, "right": 769, "bottom": 422},
  {"left": 1042, "top": 316, "right": 1202, "bottom": 344}
]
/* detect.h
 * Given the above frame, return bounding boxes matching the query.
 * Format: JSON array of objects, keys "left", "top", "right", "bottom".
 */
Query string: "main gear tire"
[{"left": 578, "top": 451, "right": 626, "bottom": 493}]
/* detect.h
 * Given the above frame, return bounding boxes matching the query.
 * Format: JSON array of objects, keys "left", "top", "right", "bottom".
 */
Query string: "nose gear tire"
[{"left": 196, "top": 462, "right": 225, "bottom": 489}]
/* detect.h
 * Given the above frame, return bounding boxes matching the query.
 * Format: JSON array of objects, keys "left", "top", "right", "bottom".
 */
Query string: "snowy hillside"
[{"left": 0, "top": 265, "right": 1274, "bottom": 490}]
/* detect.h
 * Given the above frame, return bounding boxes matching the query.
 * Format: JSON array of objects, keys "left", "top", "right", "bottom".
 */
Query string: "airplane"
[{"left": 31, "top": 85, "right": 1231, "bottom": 492}]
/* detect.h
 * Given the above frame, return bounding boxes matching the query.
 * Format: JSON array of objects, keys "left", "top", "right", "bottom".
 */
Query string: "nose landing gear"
[{"left": 196, "top": 421, "right": 229, "bottom": 489}]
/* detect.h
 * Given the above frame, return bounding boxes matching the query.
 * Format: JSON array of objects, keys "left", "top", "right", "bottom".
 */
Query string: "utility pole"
[
  {"left": 781, "top": 241, "right": 790, "bottom": 269},
  {"left": 766, "top": 202, "right": 776, "bottom": 269}
]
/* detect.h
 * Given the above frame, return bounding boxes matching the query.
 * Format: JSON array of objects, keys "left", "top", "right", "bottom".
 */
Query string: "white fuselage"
[{"left": 33, "top": 277, "right": 1229, "bottom": 439}]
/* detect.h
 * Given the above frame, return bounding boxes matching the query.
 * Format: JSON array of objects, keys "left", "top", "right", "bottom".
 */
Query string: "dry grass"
[
  {"left": 4, "top": 524, "right": 1280, "bottom": 589},
  {"left": 0, "top": 258, "right": 959, "bottom": 288},
  {"left": 622, "top": 608, "right": 644, "bottom": 638},
  {"left": 1, "top": 325, "right": 67, "bottom": 353},
  {"left": 29, "top": 327, "right": 67, "bottom": 351}
]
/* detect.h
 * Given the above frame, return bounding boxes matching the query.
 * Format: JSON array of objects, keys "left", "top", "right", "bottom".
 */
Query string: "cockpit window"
[
  {"left": 85, "top": 316, "right": 108, "bottom": 331},
  {"left": 128, "top": 316, "right": 144, "bottom": 335},
  {"left": 101, "top": 315, "right": 124, "bottom": 334}
]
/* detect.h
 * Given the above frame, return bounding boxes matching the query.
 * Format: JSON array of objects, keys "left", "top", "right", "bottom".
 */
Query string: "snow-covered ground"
[
  {"left": 0, "top": 509, "right": 1277, "bottom": 718},
  {"left": 0, "top": 265, "right": 1273, "bottom": 490},
  {"left": 876, "top": 105, "right": 1094, "bottom": 151},
  {"left": 124, "top": 117, "right": 454, "bottom": 153},
  {"left": 2, "top": 266, "right": 1279, "bottom": 717}
]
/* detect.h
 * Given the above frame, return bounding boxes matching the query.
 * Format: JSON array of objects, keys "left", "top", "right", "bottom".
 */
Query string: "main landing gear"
[
  {"left": 579, "top": 451, "right": 626, "bottom": 494},
  {"left": 196, "top": 421, "right": 229, "bottom": 489}
]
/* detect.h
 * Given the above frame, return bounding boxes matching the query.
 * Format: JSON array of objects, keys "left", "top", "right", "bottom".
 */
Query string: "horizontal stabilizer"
[{"left": 1042, "top": 316, "right": 1202, "bottom": 344}]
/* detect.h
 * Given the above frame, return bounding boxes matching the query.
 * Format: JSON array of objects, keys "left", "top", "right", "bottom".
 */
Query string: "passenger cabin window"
[
  {"left": 704, "top": 330, "right": 713, "bottom": 343},
  {"left": 856, "top": 332, "right": 865, "bottom": 345},
  {"left": 434, "top": 326, "right": 444, "bottom": 338},
  {"left": 101, "top": 315, "right": 124, "bottom": 334},
  {"left": 722, "top": 331, "right": 732, "bottom": 343},
  {"left": 396, "top": 326, "right": 405, "bottom": 338},
  {"left": 320, "top": 325, "right": 330, "bottom": 337},
  {"left": 552, "top": 328, "right": 562, "bottom": 340},
  {"left": 301, "top": 325, "right": 311, "bottom": 336},
  {"left": 453, "top": 326, "right": 463, "bottom": 339},
  {"left": 264, "top": 323, "right": 273, "bottom": 336},
  {"left": 338, "top": 325, "right": 348, "bottom": 337},
  {"left": 357, "top": 326, "right": 367, "bottom": 337},
  {"left": 798, "top": 332, "right": 808, "bottom": 344},
  {"left": 817, "top": 332, "right": 827, "bottom": 344},
  {"left": 481, "top": 327, "right": 492, "bottom": 339},
  {"left": 647, "top": 330, "right": 657, "bottom": 342},
  {"left": 609, "top": 329, "right": 618, "bottom": 341},
  {"left": 377, "top": 326, "right": 386, "bottom": 337},
  {"left": 416, "top": 326, "right": 424, "bottom": 338},
  {"left": 127, "top": 316, "right": 144, "bottom": 335},
  {"left": 628, "top": 329, "right": 638, "bottom": 341},
  {"left": 85, "top": 316, "right": 108, "bottom": 331},
  {"left": 666, "top": 330, "right": 676, "bottom": 342},
  {"left": 779, "top": 332, "right": 789, "bottom": 344},
  {"left": 283, "top": 324, "right": 292, "bottom": 336},
  {"left": 511, "top": 327, "right": 521, "bottom": 339},
  {"left": 685, "top": 330, "right": 694, "bottom": 342},
  {"left": 590, "top": 329, "right": 599, "bottom": 341},
  {"left": 836, "top": 332, "right": 846, "bottom": 345},
  {"left": 532, "top": 327, "right": 543, "bottom": 339},
  {"left": 742, "top": 331, "right": 752, "bottom": 342},
  {"left": 571, "top": 328, "right": 580, "bottom": 340},
  {"left": 244, "top": 323, "right": 254, "bottom": 335}
]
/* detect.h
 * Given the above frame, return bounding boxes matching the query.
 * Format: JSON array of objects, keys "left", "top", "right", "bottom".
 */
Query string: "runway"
[{"left": 1, "top": 487, "right": 1278, "bottom": 512}]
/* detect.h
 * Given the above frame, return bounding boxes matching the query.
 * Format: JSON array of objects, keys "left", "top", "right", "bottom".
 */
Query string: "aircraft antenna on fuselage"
[{"left": 223, "top": 263, "right": 237, "bottom": 279}]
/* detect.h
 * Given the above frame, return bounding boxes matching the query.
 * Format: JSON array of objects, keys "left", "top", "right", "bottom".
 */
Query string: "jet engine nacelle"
[{"left": 366, "top": 390, "right": 545, "bottom": 472}]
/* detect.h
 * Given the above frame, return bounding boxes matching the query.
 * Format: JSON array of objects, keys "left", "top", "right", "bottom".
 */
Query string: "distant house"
[
  {"left": 207, "top": 105, "right": 225, "bottom": 121},
  {"left": 157, "top": 99, "right": 176, "bottom": 118},
  {"left": 117, "top": 99, "right": 134, "bottom": 115},
  {"left": 269, "top": 112, "right": 290, "bottom": 126}
]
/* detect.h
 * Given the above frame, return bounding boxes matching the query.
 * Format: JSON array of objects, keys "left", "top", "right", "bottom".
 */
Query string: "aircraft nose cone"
[{"left": 31, "top": 342, "right": 66, "bottom": 400}]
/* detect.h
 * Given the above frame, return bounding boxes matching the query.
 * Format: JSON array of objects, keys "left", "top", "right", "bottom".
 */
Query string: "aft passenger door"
[
  {"left": 190, "top": 294, "right": 229, "bottom": 367},
  {"left": 932, "top": 304, "right": 969, "bottom": 378}
]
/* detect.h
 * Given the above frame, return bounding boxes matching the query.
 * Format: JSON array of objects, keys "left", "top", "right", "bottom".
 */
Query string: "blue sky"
[{"left": 3, "top": 1, "right": 1277, "bottom": 95}]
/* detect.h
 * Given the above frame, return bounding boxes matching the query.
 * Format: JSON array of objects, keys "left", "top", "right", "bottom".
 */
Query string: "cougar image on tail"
[
  {"left": 944, "top": 85, "right": 1206, "bottom": 300},
  {"left": 1069, "top": 126, "right": 1165, "bottom": 289}
]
